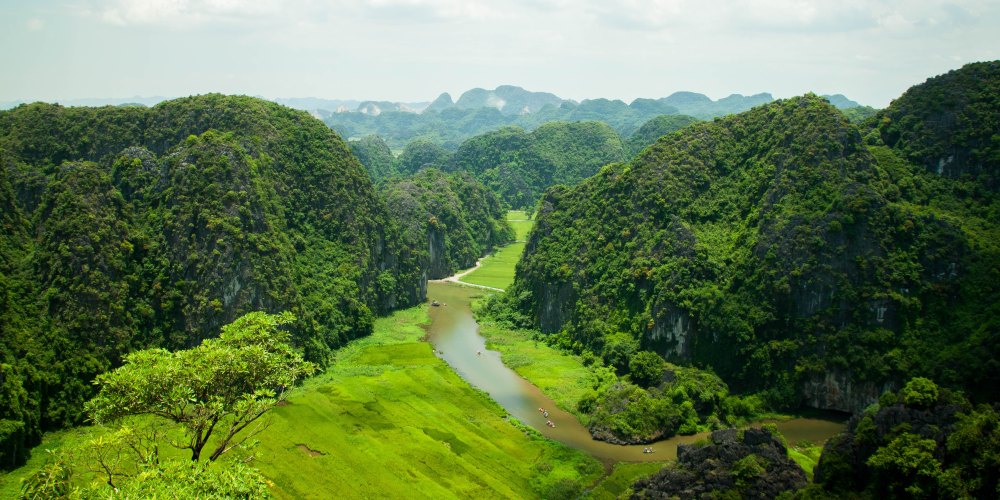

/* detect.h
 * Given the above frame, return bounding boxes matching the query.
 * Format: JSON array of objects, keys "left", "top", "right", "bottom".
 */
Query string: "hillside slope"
[
  {"left": 508, "top": 66, "right": 999, "bottom": 415},
  {"left": 451, "top": 121, "right": 626, "bottom": 208},
  {"left": 382, "top": 168, "right": 514, "bottom": 279},
  {"left": 0, "top": 95, "right": 425, "bottom": 467}
]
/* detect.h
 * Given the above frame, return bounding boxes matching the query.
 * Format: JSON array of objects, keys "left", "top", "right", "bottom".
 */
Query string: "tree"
[
  {"left": 85, "top": 311, "right": 315, "bottom": 462},
  {"left": 601, "top": 332, "right": 639, "bottom": 373},
  {"left": 628, "top": 351, "right": 664, "bottom": 388},
  {"left": 866, "top": 432, "right": 942, "bottom": 498},
  {"left": 900, "top": 377, "right": 939, "bottom": 409}
]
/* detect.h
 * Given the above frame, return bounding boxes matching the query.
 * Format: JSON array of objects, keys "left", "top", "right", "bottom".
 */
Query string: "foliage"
[
  {"left": 19, "top": 453, "right": 271, "bottom": 499},
  {"left": 899, "top": 377, "right": 939, "bottom": 408},
  {"left": 866, "top": 432, "right": 942, "bottom": 498},
  {"left": 871, "top": 61, "right": 1000, "bottom": 189},
  {"left": 395, "top": 138, "right": 452, "bottom": 176},
  {"left": 814, "top": 378, "right": 1000, "bottom": 498},
  {"left": 381, "top": 168, "right": 513, "bottom": 279},
  {"left": 449, "top": 122, "right": 626, "bottom": 208},
  {"left": 508, "top": 65, "right": 1000, "bottom": 417},
  {"left": 85, "top": 311, "right": 315, "bottom": 462},
  {"left": 629, "top": 351, "right": 665, "bottom": 388},
  {"left": 348, "top": 135, "right": 395, "bottom": 184},
  {"left": 18, "top": 453, "right": 72, "bottom": 499},
  {"left": 625, "top": 114, "right": 699, "bottom": 157},
  {"left": 0, "top": 94, "right": 427, "bottom": 468}
]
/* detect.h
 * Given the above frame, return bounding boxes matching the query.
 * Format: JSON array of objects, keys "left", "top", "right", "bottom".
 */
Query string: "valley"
[{"left": 1, "top": 60, "right": 998, "bottom": 498}]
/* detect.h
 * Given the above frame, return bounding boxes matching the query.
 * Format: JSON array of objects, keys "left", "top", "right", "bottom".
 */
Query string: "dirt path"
[{"left": 430, "top": 259, "right": 505, "bottom": 292}]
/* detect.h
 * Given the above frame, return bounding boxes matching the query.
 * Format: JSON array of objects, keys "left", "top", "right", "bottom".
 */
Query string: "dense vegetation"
[
  {"left": 482, "top": 297, "right": 773, "bottom": 445},
  {"left": 348, "top": 134, "right": 395, "bottom": 184},
  {"left": 395, "top": 139, "right": 453, "bottom": 177},
  {"left": 870, "top": 60, "right": 1000, "bottom": 189},
  {"left": 16, "top": 312, "right": 312, "bottom": 497},
  {"left": 381, "top": 168, "right": 513, "bottom": 279},
  {"left": 624, "top": 114, "right": 700, "bottom": 157},
  {"left": 500, "top": 62, "right": 1000, "bottom": 436},
  {"left": 0, "top": 95, "right": 426, "bottom": 468},
  {"left": 450, "top": 121, "right": 626, "bottom": 208},
  {"left": 3, "top": 304, "right": 604, "bottom": 499},
  {"left": 809, "top": 377, "right": 1000, "bottom": 498}
]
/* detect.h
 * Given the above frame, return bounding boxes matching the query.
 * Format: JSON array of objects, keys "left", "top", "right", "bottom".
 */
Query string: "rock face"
[
  {"left": 632, "top": 427, "right": 807, "bottom": 499},
  {"left": 801, "top": 369, "right": 896, "bottom": 414}
]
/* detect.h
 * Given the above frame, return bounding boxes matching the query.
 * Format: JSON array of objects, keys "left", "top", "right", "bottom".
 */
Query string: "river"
[{"left": 425, "top": 281, "right": 845, "bottom": 464}]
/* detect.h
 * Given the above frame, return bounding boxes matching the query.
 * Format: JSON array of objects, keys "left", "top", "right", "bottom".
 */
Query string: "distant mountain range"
[
  {"left": 1, "top": 85, "right": 868, "bottom": 116},
  {"left": 1, "top": 86, "right": 871, "bottom": 151}
]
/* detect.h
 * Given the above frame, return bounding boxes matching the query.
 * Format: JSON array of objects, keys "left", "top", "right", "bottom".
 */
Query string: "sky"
[{"left": 1, "top": 0, "right": 998, "bottom": 108}]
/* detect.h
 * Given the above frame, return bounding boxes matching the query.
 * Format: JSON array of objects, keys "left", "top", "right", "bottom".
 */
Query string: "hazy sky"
[{"left": 1, "top": 0, "right": 998, "bottom": 107}]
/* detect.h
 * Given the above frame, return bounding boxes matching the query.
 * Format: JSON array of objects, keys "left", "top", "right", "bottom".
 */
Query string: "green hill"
[
  {"left": 451, "top": 121, "right": 627, "bottom": 208},
  {"left": 505, "top": 64, "right": 1000, "bottom": 419},
  {"left": 382, "top": 168, "right": 514, "bottom": 279},
  {"left": 0, "top": 95, "right": 426, "bottom": 468},
  {"left": 871, "top": 60, "right": 1000, "bottom": 188},
  {"left": 625, "top": 114, "right": 701, "bottom": 157}
]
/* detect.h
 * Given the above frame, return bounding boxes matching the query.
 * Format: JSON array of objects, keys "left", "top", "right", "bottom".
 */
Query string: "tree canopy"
[{"left": 86, "top": 311, "right": 315, "bottom": 462}]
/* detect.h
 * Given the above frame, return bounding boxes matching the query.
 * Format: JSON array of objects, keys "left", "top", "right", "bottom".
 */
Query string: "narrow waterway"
[{"left": 425, "top": 281, "right": 845, "bottom": 464}]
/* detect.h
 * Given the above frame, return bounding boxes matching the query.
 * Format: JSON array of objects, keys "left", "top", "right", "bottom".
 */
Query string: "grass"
[
  {"left": 506, "top": 210, "right": 534, "bottom": 241},
  {"left": 788, "top": 443, "right": 824, "bottom": 481},
  {"left": 1, "top": 305, "right": 603, "bottom": 499},
  {"left": 476, "top": 316, "right": 596, "bottom": 424},
  {"left": 460, "top": 211, "right": 534, "bottom": 290},
  {"left": 583, "top": 461, "right": 666, "bottom": 499}
]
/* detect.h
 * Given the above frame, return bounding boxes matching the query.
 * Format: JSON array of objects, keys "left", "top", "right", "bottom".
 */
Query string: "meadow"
[
  {"left": 0, "top": 305, "right": 603, "bottom": 499},
  {"left": 459, "top": 211, "right": 534, "bottom": 290}
]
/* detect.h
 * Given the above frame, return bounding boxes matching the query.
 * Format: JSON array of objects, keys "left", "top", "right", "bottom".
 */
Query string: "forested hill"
[
  {"left": 325, "top": 88, "right": 804, "bottom": 149},
  {"left": 381, "top": 169, "right": 514, "bottom": 279},
  {"left": 0, "top": 95, "right": 426, "bottom": 468},
  {"left": 450, "top": 121, "right": 627, "bottom": 208},
  {"left": 507, "top": 63, "right": 1000, "bottom": 415},
  {"left": 871, "top": 60, "right": 1000, "bottom": 188}
]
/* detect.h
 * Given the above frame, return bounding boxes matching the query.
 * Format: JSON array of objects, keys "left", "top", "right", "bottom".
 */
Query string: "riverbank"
[
  {"left": 455, "top": 211, "right": 533, "bottom": 290},
  {"left": 0, "top": 304, "right": 603, "bottom": 499},
  {"left": 471, "top": 296, "right": 844, "bottom": 479}
]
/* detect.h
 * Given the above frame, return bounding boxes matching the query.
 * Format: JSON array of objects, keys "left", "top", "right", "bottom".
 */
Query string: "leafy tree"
[
  {"left": 85, "top": 311, "right": 315, "bottom": 462},
  {"left": 900, "top": 377, "right": 939, "bottom": 408},
  {"left": 628, "top": 350, "right": 664, "bottom": 388},
  {"left": 601, "top": 332, "right": 639, "bottom": 373},
  {"left": 866, "top": 433, "right": 942, "bottom": 498}
]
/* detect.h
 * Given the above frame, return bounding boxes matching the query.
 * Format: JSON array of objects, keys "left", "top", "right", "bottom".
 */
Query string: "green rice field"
[{"left": 459, "top": 211, "right": 534, "bottom": 290}]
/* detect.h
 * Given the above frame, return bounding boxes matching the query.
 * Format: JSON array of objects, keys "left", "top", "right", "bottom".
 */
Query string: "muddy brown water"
[{"left": 425, "top": 281, "right": 845, "bottom": 464}]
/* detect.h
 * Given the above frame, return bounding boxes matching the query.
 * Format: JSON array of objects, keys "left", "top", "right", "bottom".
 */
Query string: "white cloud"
[{"left": 98, "top": 0, "right": 283, "bottom": 28}]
